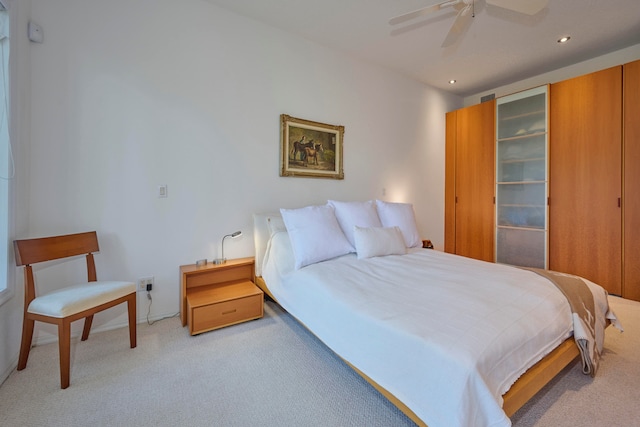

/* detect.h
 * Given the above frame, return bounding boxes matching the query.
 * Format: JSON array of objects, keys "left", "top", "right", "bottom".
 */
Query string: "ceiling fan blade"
[
  {"left": 486, "top": 0, "right": 548, "bottom": 15},
  {"left": 389, "top": 0, "right": 461, "bottom": 26},
  {"left": 441, "top": 5, "right": 473, "bottom": 47}
]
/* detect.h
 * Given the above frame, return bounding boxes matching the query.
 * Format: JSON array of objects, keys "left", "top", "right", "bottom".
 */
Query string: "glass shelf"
[
  {"left": 497, "top": 92, "right": 546, "bottom": 140},
  {"left": 496, "top": 228, "right": 546, "bottom": 269},
  {"left": 496, "top": 86, "right": 548, "bottom": 268}
]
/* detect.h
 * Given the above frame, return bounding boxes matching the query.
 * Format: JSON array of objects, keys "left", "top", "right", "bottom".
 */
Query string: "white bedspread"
[{"left": 262, "top": 231, "right": 612, "bottom": 427}]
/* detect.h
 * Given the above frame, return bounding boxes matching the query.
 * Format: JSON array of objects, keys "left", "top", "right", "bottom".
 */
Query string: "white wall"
[{"left": 0, "top": 0, "right": 460, "bottom": 364}]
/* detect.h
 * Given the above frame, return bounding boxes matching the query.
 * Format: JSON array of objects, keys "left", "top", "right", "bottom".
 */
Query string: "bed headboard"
[{"left": 253, "top": 212, "right": 282, "bottom": 277}]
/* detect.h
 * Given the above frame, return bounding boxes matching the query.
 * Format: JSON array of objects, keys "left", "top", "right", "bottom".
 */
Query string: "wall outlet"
[{"left": 138, "top": 276, "right": 154, "bottom": 292}]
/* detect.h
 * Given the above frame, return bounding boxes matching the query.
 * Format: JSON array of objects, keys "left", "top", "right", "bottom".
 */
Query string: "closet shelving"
[{"left": 495, "top": 85, "right": 548, "bottom": 268}]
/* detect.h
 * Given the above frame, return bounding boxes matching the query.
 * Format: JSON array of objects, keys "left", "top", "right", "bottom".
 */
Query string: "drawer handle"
[{"left": 222, "top": 309, "right": 237, "bottom": 315}]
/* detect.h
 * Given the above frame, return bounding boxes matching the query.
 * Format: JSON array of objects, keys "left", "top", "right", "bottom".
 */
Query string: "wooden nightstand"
[{"left": 180, "top": 257, "right": 263, "bottom": 335}]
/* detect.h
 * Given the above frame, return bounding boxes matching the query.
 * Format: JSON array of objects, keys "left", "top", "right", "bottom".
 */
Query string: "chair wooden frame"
[{"left": 14, "top": 231, "right": 137, "bottom": 389}]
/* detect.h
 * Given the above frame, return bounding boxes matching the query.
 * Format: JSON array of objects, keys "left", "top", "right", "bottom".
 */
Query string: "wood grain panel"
[
  {"left": 14, "top": 231, "right": 99, "bottom": 266},
  {"left": 188, "top": 281, "right": 263, "bottom": 334},
  {"left": 180, "top": 257, "right": 255, "bottom": 326},
  {"left": 444, "top": 110, "right": 457, "bottom": 254},
  {"left": 549, "top": 66, "right": 622, "bottom": 295},
  {"left": 502, "top": 338, "right": 579, "bottom": 416},
  {"left": 455, "top": 101, "right": 495, "bottom": 261},
  {"left": 624, "top": 60, "right": 640, "bottom": 301}
]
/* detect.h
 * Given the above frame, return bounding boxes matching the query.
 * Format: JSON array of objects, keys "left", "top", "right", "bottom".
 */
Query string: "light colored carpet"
[{"left": 0, "top": 296, "right": 637, "bottom": 427}]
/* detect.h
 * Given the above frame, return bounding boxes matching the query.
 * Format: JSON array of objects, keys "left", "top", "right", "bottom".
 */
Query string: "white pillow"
[
  {"left": 375, "top": 200, "right": 421, "bottom": 248},
  {"left": 353, "top": 226, "right": 406, "bottom": 259},
  {"left": 327, "top": 200, "right": 382, "bottom": 248},
  {"left": 280, "top": 204, "right": 353, "bottom": 269}
]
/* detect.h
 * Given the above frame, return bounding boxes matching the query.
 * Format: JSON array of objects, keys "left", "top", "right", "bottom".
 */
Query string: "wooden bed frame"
[{"left": 255, "top": 276, "right": 580, "bottom": 426}]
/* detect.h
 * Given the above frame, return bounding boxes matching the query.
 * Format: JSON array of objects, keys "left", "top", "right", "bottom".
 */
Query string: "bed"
[{"left": 252, "top": 201, "right": 619, "bottom": 427}]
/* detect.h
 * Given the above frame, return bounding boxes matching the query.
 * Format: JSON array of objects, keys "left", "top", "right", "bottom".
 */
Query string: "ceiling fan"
[{"left": 389, "top": 0, "right": 548, "bottom": 47}]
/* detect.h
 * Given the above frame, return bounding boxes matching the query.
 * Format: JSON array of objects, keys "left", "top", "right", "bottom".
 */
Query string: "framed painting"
[{"left": 280, "top": 114, "right": 344, "bottom": 179}]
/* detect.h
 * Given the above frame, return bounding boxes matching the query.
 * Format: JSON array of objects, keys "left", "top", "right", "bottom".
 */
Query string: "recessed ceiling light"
[
  {"left": 449, "top": 79, "right": 457, "bottom": 84},
  {"left": 557, "top": 36, "right": 571, "bottom": 43}
]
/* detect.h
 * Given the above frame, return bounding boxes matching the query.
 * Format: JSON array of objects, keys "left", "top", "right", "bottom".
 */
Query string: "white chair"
[{"left": 13, "top": 231, "right": 137, "bottom": 388}]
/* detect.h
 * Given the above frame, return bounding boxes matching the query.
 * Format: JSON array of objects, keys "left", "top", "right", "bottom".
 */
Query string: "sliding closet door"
[
  {"left": 450, "top": 101, "right": 495, "bottom": 262},
  {"left": 549, "top": 66, "right": 622, "bottom": 295},
  {"left": 624, "top": 60, "right": 640, "bottom": 301},
  {"left": 444, "top": 111, "right": 457, "bottom": 253}
]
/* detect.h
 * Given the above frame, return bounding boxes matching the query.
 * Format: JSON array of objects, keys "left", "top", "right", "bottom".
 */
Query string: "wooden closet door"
[
  {"left": 549, "top": 66, "right": 622, "bottom": 295},
  {"left": 444, "top": 111, "right": 457, "bottom": 253},
  {"left": 454, "top": 101, "right": 495, "bottom": 261},
  {"left": 624, "top": 60, "right": 640, "bottom": 301}
]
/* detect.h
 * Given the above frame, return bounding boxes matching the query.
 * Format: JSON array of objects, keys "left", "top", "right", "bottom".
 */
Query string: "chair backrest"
[
  {"left": 14, "top": 231, "right": 99, "bottom": 266},
  {"left": 14, "top": 232, "right": 100, "bottom": 304}
]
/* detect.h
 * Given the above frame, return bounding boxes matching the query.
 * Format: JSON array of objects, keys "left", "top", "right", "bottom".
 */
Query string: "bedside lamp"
[{"left": 213, "top": 231, "right": 242, "bottom": 265}]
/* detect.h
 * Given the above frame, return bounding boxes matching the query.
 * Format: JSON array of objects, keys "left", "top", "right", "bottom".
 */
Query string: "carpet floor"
[{"left": 0, "top": 296, "right": 637, "bottom": 427}]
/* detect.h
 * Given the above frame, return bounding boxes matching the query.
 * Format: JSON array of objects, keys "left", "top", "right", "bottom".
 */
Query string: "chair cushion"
[{"left": 28, "top": 281, "right": 136, "bottom": 318}]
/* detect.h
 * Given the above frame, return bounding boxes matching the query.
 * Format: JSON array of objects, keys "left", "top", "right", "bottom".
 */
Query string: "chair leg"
[
  {"left": 17, "top": 316, "right": 35, "bottom": 371},
  {"left": 81, "top": 314, "right": 94, "bottom": 341},
  {"left": 58, "top": 320, "right": 71, "bottom": 389},
  {"left": 127, "top": 294, "right": 137, "bottom": 348}
]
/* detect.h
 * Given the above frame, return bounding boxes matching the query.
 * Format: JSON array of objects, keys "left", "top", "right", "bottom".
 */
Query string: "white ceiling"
[{"left": 204, "top": 0, "right": 640, "bottom": 97}]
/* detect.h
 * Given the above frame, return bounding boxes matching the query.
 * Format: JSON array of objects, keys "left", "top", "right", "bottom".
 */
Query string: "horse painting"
[
  {"left": 290, "top": 136, "right": 315, "bottom": 161},
  {"left": 303, "top": 143, "right": 324, "bottom": 166},
  {"left": 304, "top": 146, "right": 318, "bottom": 165},
  {"left": 280, "top": 114, "right": 344, "bottom": 179}
]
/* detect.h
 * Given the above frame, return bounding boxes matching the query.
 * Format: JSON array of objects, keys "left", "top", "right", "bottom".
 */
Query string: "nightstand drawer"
[{"left": 187, "top": 281, "right": 263, "bottom": 335}]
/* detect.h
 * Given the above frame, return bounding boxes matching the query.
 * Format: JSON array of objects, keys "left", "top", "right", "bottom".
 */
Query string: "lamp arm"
[
  {"left": 221, "top": 234, "right": 232, "bottom": 261},
  {"left": 214, "top": 231, "right": 242, "bottom": 265}
]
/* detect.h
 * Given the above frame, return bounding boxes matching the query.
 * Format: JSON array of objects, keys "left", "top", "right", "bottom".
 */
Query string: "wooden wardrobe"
[
  {"left": 549, "top": 66, "right": 623, "bottom": 296},
  {"left": 444, "top": 59, "right": 640, "bottom": 300},
  {"left": 550, "top": 61, "right": 640, "bottom": 298},
  {"left": 624, "top": 60, "right": 640, "bottom": 301},
  {"left": 444, "top": 101, "right": 495, "bottom": 262}
]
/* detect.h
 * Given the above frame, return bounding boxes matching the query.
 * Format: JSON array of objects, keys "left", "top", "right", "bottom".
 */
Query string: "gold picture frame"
[{"left": 280, "top": 114, "right": 344, "bottom": 179}]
